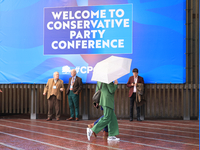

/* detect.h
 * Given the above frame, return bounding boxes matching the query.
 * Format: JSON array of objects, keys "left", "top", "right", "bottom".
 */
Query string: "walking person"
[{"left": 87, "top": 80, "right": 120, "bottom": 141}]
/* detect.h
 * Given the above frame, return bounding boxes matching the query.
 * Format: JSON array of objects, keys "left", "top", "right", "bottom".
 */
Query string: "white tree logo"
[{"left": 62, "top": 66, "right": 71, "bottom": 74}]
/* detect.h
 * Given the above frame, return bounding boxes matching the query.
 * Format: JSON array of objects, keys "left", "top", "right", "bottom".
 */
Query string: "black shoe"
[
  {"left": 137, "top": 118, "right": 142, "bottom": 121},
  {"left": 46, "top": 118, "right": 52, "bottom": 121},
  {"left": 129, "top": 118, "right": 133, "bottom": 121}
]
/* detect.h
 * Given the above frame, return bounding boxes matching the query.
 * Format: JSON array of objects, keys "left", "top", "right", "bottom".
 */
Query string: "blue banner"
[
  {"left": 44, "top": 4, "right": 132, "bottom": 55},
  {"left": 0, "top": 0, "right": 186, "bottom": 84}
]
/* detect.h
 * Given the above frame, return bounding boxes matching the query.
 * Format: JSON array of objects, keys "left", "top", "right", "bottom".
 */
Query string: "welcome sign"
[{"left": 44, "top": 4, "right": 133, "bottom": 55}]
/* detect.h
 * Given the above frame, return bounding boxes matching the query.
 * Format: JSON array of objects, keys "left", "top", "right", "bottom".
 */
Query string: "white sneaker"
[
  {"left": 87, "top": 128, "right": 93, "bottom": 141},
  {"left": 107, "top": 140, "right": 119, "bottom": 146},
  {"left": 107, "top": 136, "right": 120, "bottom": 141}
]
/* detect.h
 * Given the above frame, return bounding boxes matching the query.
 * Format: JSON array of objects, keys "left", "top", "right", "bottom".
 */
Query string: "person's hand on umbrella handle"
[
  {"left": 0, "top": 89, "right": 2, "bottom": 92},
  {"left": 114, "top": 80, "right": 118, "bottom": 85}
]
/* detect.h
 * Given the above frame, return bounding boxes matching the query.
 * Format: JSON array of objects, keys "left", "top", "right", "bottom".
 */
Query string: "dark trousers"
[
  {"left": 48, "top": 95, "right": 60, "bottom": 119},
  {"left": 68, "top": 90, "right": 79, "bottom": 118},
  {"left": 130, "top": 93, "right": 140, "bottom": 119}
]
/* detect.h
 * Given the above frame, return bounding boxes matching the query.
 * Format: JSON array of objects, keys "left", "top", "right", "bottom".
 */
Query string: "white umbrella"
[{"left": 91, "top": 56, "right": 132, "bottom": 84}]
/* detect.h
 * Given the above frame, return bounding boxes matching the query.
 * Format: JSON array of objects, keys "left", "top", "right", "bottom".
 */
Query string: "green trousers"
[
  {"left": 91, "top": 106, "right": 119, "bottom": 136},
  {"left": 68, "top": 90, "right": 79, "bottom": 118}
]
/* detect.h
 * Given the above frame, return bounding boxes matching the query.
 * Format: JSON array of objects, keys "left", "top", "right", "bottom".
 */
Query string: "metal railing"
[{"left": 0, "top": 83, "right": 198, "bottom": 120}]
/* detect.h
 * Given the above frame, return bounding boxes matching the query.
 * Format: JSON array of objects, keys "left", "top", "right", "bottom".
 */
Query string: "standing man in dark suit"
[
  {"left": 66, "top": 69, "right": 82, "bottom": 121},
  {"left": 43, "top": 71, "right": 64, "bottom": 121},
  {"left": 127, "top": 68, "right": 144, "bottom": 121}
]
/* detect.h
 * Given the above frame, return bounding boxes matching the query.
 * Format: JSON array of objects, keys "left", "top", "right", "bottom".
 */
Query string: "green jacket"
[{"left": 96, "top": 81, "right": 118, "bottom": 109}]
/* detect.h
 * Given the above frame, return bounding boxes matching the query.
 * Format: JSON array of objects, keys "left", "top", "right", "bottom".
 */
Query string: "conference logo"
[
  {"left": 44, "top": 4, "right": 133, "bottom": 55},
  {"left": 62, "top": 65, "right": 93, "bottom": 74}
]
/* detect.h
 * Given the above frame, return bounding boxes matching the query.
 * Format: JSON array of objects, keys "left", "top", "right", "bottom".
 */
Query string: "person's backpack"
[{"left": 92, "top": 83, "right": 102, "bottom": 109}]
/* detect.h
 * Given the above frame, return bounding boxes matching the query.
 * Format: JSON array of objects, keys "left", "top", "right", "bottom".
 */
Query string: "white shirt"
[
  {"left": 133, "top": 76, "right": 138, "bottom": 93},
  {"left": 54, "top": 79, "right": 57, "bottom": 83},
  {"left": 70, "top": 76, "right": 76, "bottom": 89}
]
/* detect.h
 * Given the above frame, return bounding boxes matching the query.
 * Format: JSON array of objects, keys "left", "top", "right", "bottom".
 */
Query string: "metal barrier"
[{"left": 0, "top": 83, "right": 198, "bottom": 120}]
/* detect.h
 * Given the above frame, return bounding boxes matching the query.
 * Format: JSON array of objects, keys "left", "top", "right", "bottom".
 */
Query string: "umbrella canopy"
[{"left": 91, "top": 56, "right": 132, "bottom": 84}]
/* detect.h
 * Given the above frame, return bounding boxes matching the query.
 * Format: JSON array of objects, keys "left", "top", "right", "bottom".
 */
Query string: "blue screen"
[{"left": 0, "top": 0, "right": 186, "bottom": 84}]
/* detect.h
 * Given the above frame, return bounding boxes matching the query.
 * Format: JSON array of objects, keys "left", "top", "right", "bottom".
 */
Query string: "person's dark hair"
[{"left": 132, "top": 68, "right": 138, "bottom": 73}]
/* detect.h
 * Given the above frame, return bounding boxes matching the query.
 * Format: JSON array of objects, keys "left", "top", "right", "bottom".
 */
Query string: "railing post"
[
  {"left": 140, "top": 105, "right": 145, "bottom": 120},
  {"left": 183, "top": 86, "right": 190, "bottom": 120},
  {"left": 82, "top": 84, "right": 90, "bottom": 120},
  {"left": 30, "top": 85, "right": 37, "bottom": 119}
]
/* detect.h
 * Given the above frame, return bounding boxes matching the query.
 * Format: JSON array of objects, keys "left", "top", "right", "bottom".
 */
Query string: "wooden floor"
[{"left": 0, "top": 119, "right": 198, "bottom": 150}]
